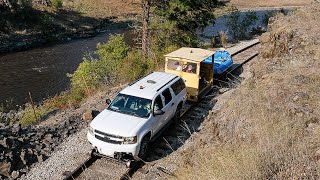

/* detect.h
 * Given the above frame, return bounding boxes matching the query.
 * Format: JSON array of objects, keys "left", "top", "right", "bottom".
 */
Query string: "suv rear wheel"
[{"left": 138, "top": 135, "right": 149, "bottom": 160}]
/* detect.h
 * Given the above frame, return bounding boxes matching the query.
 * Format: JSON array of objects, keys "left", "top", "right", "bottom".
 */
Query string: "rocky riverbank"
[
  {"left": 0, "top": 117, "right": 88, "bottom": 179},
  {"left": 0, "top": 84, "right": 125, "bottom": 179},
  {"left": 0, "top": 18, "right": 127, "bottom": 54}
]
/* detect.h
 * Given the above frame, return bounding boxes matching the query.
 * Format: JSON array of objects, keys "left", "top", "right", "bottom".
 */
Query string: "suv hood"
[{"left": 90, "top": 109, "right": 147, "bottom": 137}]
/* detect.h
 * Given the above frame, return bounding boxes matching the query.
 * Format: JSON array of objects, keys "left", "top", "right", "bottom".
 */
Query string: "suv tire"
[
  {"left": 138, "top": 135, "right": 149, "bottom": 160},
  {"left": 173, "top": 104, "right": 182, "bottom": 123}
]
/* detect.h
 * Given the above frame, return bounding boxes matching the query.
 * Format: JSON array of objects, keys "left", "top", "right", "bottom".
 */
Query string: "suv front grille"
[
  {"left": 94, "top": 130, "right": 123, "bottom": 144},
  {"left": 95, "top": 135, "right": 122, "bottom": 144}
]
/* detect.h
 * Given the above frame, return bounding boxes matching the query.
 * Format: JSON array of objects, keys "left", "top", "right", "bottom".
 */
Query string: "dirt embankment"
[{"left": 153, "top": 3, "right": 320, "bottom": 179}]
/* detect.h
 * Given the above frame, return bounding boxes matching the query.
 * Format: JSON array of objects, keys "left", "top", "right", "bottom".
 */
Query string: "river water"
[
  {"left": 0, "top": 8, "right": 292, "bottom": 107},
  {"left": 0, "top": 29, "right": 135, "bottom": 106}
]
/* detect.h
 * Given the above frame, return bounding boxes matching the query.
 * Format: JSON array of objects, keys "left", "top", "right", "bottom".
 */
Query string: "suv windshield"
[{"left": 107, "top": 94, "right": 152, "bottom": 118}]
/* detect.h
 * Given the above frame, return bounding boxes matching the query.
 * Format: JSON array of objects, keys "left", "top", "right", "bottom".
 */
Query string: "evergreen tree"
[{"left": 152, "top": 0, "right": 220, "bottom": 47}]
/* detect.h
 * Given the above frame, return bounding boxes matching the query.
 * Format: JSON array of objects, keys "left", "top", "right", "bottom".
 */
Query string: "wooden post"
[{"left": 28, "top": 92, "right": 37, "bottom": 120}]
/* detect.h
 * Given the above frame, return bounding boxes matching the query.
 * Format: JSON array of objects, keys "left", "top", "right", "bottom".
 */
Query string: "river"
[{"left": 0, "top": 29, "right": 135, "bottom": 107}]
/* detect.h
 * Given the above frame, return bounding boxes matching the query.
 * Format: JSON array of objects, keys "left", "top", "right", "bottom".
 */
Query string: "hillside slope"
[
  {"left": 173, "top": 3, "right": 320, "bottom": 179},
  {"left": 229, "top": 0, "right": 313, "bottom": 8}
]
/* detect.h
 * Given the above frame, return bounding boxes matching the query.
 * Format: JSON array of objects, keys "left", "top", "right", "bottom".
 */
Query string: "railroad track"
[{"left": 63, "top": 39, "right": 260, "bottom": 180}]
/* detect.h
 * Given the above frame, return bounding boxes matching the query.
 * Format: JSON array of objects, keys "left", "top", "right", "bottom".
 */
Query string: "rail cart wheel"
[{"left": 138, "top": 136, "right": 149, "bottom": 160}]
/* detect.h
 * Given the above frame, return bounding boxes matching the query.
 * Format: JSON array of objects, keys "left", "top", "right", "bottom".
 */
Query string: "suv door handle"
[{"left": 171, "top": 103, "right": 174, "bottom": 106}]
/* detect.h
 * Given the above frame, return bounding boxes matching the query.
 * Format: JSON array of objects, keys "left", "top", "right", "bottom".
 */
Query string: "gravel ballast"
[{"left": 24, "top": 128, "right": 91, "bottom": 180}]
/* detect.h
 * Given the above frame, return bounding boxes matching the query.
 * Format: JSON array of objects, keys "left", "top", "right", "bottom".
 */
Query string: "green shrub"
[
  {"left": 19, "top": 104, "right": 53, "bottom": 126},
  {"left": 52, "top": 0, "right": 63, "bottom": 10},
  {"left": 121, "top": 50, "right": 156, "bottom": 81},
  {"left": 40, "top": 14, "right": 54, "bottom": 27},
  {"left": 95, "top": 34, "right": 129, "bottom": 82},
  {"left": 68, "top": 34, "right": 129, "bottom": 101}
]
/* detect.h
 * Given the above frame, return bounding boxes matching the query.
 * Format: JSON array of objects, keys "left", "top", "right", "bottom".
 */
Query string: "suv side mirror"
[
  {"left": 106, "top": 99, "right": 111, "bottom": 105},
  {"left": 154, "top": 109, "right": 165, "bottom": 116}
]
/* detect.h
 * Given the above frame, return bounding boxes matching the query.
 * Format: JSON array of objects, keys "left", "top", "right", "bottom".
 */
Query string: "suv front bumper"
[{"left": 87, "top": 132, "right": 140, "bottom": 160}]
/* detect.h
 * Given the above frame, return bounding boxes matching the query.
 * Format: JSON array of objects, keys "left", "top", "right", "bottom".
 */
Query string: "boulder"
[
  {"left": 12, "top": 124, "right": 21, "bottom": 134},
  {"left": 20, "top": 151, "right": 27, "bottom": 165},
  {"left": 82, "top": 110, "right": 93, "bottom": 121},
  {"left": 37, "top": 154, "right": 44, "bottom": 162},
  {"left": 44, "top": 134, "right": 54, "bottom": 144},
  {"left": 11, "top": 170, "right": 19, "bottom": 179},
  {"left": 0, "top": 162, "right": 11, "bottom": 177},
  {"left": 291, "top": 92, "right": 309, "bottom": 102},
  {"left": 0, "top": 137, "right": 9, "bottom": 148}
]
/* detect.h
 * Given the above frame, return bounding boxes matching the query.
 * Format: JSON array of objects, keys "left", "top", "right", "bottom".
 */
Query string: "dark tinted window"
[
  {"left": 162, "top": 89, "right": 172, "bottom": 105},
  {"left": 154, "top": 96, "right": 163, "bottom": 110},
  {"left": 171, "top": 78, "right": 186, "bottom": 95}
]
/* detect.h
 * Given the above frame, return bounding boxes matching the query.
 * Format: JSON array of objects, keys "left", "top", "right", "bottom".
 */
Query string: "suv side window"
[
  {"left": 154, "top": 95, "right": 163, "bottom": 110},
  {"left": 171, "top": 78, "right": 186, "bottom": 95},
  {"left": 162, "top": 88, "right": 172, "bottom": 105}
]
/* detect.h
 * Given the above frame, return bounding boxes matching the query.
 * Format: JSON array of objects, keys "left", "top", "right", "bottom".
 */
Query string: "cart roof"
[{"left": 165, "top": 47, "right": 215, "bottom": 62}]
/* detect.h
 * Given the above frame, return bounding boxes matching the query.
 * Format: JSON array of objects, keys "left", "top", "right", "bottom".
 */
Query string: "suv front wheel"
[{"left": 138, "top": 135, "right": 149, "bottom": 160}]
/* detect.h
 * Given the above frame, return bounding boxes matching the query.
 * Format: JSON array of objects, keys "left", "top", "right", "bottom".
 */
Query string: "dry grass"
[
  {"left": 63, "top": 0, "right": 142, "bottom": 18},
  {"left": 175, "top": 4, "right": 320, "bottom": 179},
  {"left": 229, "top": 0, "right": 313, "bottom": 8}
]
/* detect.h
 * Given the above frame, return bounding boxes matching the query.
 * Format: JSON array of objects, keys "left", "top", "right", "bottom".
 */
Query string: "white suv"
[{"left": 87, "top": 72, "right": 187, "bottom": 161}]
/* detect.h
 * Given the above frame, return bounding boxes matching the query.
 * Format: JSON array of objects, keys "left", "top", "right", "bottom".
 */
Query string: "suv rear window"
[
  {"left": 162, "top": 89, "right": 172, "bottom": 105},
  {"left": 171, "top": 78, "right": 186, "bottom": 95}
]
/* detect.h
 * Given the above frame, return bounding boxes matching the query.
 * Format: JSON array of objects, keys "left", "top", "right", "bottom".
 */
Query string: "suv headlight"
[
  {"left": 123, "top": 136, "right": 137, "bottom": 144},
  {"left": 88, "top": 127, "right": 95, "bottom": 136}
]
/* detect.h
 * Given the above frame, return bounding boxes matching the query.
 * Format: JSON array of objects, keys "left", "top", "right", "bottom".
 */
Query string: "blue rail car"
[{"left": 203, "top": 48, "right": 233, "bottom": 75}]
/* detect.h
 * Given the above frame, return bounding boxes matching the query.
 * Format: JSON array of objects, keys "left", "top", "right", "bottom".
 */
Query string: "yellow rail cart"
[{"left": 165, "top": 48, "right": 215, "bottom": 102}]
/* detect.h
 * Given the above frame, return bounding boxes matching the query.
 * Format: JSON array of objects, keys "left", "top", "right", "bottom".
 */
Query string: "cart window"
[
  {"left": 167, "top": 59, "right": 183, "bottom": 71},
  {"left": 183, "top": 62, "right": 197, "bottom": 74}
]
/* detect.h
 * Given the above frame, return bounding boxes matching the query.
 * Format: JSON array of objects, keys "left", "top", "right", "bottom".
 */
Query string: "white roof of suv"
[{"left": 120, "top": 72, "right": 178, "bottom": 100}]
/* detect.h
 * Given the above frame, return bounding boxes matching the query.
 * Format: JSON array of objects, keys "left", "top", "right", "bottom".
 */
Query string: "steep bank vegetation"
[{"left": 175, "top": 4, "right": 320, "bottom": 179}]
